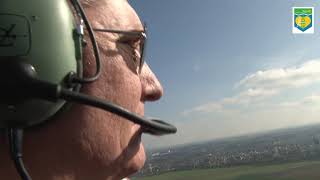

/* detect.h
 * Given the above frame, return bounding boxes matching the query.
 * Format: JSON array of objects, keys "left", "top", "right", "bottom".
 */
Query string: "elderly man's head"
[{"left": 0, "top": 0, "right": 163, "bottom": 179}]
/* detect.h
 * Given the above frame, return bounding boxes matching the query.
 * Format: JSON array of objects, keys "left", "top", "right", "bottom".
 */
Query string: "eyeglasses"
[{"left": 92, "top": 24, "right": 147, "bottom": 74}]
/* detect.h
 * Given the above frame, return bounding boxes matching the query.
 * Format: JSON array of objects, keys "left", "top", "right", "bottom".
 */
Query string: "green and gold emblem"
[{"left": 294, "top": 8, "right": 313, "bottom": 32}]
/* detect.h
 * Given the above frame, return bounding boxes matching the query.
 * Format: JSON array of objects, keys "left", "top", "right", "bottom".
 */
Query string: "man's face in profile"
[
  {"left": 0, "top": 0, "right": 164, "bottom": 179},
  {"left": 65, "top": 0, "right": 164, "bottom": 178}
]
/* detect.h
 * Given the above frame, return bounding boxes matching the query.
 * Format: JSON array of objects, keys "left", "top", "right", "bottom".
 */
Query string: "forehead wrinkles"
[{"left": 85, "top": 0, "right": 142, "bottom": 30}]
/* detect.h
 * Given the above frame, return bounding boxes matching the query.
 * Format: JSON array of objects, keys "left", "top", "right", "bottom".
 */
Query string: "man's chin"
[
  {"left": 119, "top": 123, "right": 146, "bottom": 177},
  {"left": 122, "top": 142, "right": 146, "bottom": 177},
  {"left": 130, "top": 142, "right": 146, "bottom": 174}
]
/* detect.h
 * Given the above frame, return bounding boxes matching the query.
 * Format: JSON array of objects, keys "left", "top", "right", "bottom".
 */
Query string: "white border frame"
[{"left": 292, "top": 7, "right": 314, "bottom": 34}]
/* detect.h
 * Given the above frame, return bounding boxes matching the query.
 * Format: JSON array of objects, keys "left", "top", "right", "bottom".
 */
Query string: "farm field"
[{"left": 135, "top": 161, "right": 320, "bottom": 180}]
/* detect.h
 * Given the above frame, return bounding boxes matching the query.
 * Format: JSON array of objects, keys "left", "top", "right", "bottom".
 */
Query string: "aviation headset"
[{"left": 0, "top": 0, "right": 177, "bottom": 179}]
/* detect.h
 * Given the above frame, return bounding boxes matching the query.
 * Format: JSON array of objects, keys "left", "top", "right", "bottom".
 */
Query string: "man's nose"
[{"left": 140, "top": 63, "right": 164, "bottom": 101}]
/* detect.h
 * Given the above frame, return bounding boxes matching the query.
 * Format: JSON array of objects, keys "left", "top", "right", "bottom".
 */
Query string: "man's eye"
[
  {"left": 117, "top": 34, "right": 140, "bottom": 45},
  {"left": 117, "top": 37, "right": 141, "bottom": 65},
  {"left": 117, "top": 35, "right": 138, "bottom": 47}
]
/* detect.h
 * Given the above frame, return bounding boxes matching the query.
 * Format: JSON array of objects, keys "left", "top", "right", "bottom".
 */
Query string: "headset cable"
[{"left": 8, "top": 128, "right": 32, "bottom": 180}]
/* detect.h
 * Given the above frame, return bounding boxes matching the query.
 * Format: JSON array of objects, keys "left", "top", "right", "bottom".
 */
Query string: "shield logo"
[
  {"left": 292, "top": 7, "right": 314, "bottom": 34},
  {"left": 294, "top": 14, "right": 312, "bottom": 32}
]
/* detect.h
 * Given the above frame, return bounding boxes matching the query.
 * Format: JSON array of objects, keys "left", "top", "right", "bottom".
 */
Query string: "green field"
[{"left": 134, "top": 161, "right": 320, "bottom": 180}]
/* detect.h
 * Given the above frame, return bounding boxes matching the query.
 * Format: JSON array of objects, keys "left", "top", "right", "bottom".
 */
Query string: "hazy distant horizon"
[{"left": 143, "top": 122, "right": 320, "bottom": 150}]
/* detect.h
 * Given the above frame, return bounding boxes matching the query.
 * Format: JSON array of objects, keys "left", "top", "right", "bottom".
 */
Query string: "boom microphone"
[{"left": 0, "top": 60, "right": 177, "bottom": 135}]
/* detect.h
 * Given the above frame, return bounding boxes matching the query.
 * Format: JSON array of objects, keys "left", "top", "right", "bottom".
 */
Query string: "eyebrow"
[
  {"left": 92, "top": 28, "right": 146, "bottom": 43},
  {"left": 92, "top": 28, "right": 144, "bottom": 35}
]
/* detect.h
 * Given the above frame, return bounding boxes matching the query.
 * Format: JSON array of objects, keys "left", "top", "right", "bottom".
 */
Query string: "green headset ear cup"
[{"left": 0, "top": 0, "right": 82, "bottom": 128}]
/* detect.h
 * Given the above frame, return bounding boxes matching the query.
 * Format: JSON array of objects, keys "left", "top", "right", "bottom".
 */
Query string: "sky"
[{"left": 130, "top": 0, "right": 320, "bottom": 149}]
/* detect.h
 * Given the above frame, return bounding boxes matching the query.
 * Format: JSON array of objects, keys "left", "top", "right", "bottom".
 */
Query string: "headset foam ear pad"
[{"left": 0, "top": 0, "right": 82, "bottom": 128}]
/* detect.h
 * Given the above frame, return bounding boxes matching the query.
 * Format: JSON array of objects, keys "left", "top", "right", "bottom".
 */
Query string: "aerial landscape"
[
  {"left": 129, "top": 1, "right": 320, "bottom": 180},
  {"left": 134, "top": 123, "right": 320, "bottom": 179}
]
